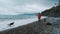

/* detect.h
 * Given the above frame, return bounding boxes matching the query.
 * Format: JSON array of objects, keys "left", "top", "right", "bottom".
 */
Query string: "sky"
[{"left": 0, "top": 0, "right": 58, "bottom": 15}]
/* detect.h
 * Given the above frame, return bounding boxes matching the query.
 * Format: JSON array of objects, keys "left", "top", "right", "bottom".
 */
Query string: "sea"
[{"left": 0, "top": 13, "right": 47, "bottom": 31}]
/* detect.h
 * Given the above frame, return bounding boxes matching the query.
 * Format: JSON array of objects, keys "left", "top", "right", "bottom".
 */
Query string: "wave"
[{"left": 0, "top": 13, "right": 37, "bottom": 21}]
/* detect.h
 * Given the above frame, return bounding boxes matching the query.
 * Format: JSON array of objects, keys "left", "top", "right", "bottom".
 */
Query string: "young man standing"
[{"left": 37, "top": 13, "right": 41, "bottom": 21}]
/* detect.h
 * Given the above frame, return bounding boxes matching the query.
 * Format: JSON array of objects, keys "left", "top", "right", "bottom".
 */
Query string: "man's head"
[{"left": 38, "top": 13, "right": 40, "bottom": 14}]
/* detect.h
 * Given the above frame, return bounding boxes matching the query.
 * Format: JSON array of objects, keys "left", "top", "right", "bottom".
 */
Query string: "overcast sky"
[{"left": 0, "top": 0, "right": 58, "bottom": 15}]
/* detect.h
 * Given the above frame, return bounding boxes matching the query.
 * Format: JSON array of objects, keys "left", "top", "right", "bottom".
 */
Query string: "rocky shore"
[{"left": 0, "top": 20, "right": 53, "bottom": 34}]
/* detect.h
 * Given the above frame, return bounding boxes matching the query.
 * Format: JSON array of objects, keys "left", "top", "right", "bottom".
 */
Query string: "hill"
[{"left": 41, "top": 5, "right": 60, "bottom": 17}]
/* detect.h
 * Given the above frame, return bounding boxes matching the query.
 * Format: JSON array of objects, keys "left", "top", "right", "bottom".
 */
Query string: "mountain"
[
  {"left": 41, "top": 5, "right": 60, "bottom": 17},
  {"left": 0, "top": 13, "right": 38, "bottom": 16}
]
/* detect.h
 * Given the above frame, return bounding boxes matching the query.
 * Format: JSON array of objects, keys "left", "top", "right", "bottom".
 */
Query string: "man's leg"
[{"left": 38, "top": 18, "right": 41, "bottom": 22}]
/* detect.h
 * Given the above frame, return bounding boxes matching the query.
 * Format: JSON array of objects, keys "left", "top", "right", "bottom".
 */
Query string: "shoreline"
[
  {"left": 0, "top": 20, "right": 53, "bottom": 34},
  {"left": 0, "top": 18, "right": 38, "bottom": 31}
]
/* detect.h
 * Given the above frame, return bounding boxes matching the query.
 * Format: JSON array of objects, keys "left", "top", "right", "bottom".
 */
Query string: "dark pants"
[{"left": 38, "top": 19, "right": 41, "bottom": 22}]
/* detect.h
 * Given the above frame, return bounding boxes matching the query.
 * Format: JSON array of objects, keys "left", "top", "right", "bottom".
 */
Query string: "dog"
[
  {"left": 46, "top": 22, "right": 52, "bottom": 25},
  {"left": 8, "top": 22, "right": 14, "bottom": 26}
]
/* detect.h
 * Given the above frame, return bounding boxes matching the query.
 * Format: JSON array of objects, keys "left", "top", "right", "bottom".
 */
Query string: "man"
[{"left": 37, "top": 13, "right": 41, "bottom": 21}]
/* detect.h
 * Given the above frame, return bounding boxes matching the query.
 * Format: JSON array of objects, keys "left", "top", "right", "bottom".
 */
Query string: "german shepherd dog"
[{"left": 46, "top": 22, "right": 52, "bottom": 25}]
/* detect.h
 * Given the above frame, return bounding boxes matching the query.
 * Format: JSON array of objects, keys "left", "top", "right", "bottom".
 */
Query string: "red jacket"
[{"left": 37, "top": 13, "right": 41, "bottom": 19}]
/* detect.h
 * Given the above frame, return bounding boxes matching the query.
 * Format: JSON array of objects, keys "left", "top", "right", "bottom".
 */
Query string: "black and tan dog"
[{"left": 46, "top": 22, "right": 52, "bottom": 25}]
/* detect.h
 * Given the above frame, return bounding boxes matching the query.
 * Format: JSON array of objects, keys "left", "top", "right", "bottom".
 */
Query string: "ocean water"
[
  {"left": 0, "top": 15, "right": 36, "bottom": 21},
  {"left": 0, "top": 13, "right": 47, "bottom": 31}
]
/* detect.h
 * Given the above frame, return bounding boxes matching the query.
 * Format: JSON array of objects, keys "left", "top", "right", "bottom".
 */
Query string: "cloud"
[{"left": 0, "top": 0, "right": 57, "bottom": 15}]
